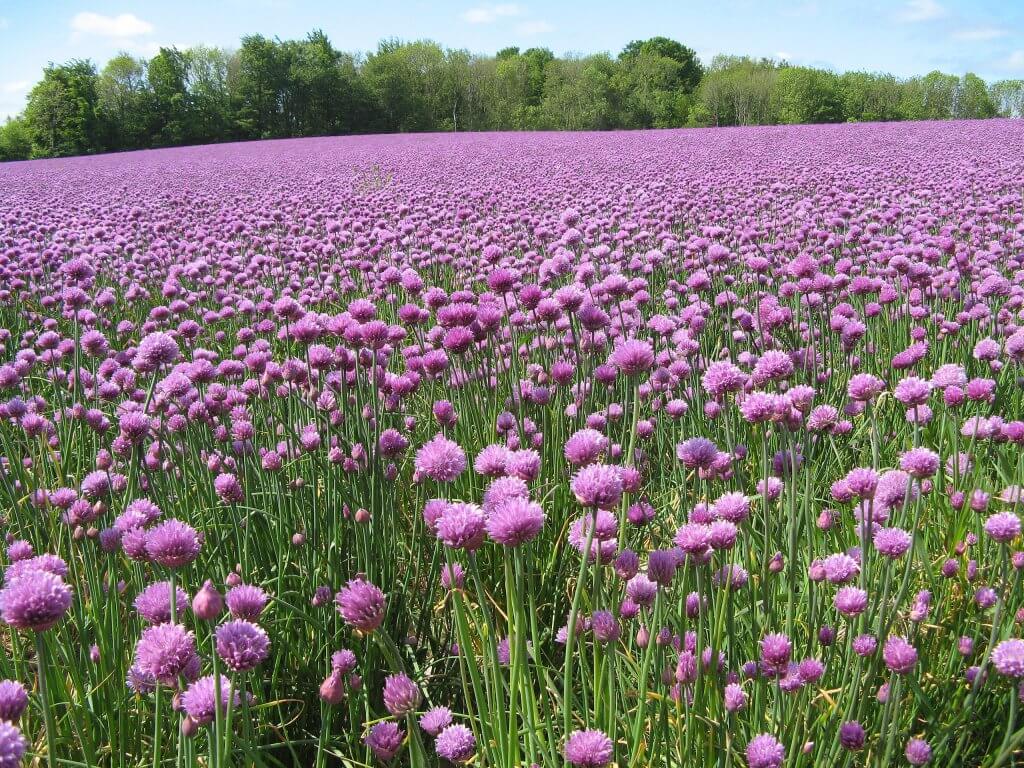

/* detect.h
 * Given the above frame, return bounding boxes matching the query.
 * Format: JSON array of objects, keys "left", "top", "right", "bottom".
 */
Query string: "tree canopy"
[{"left": 1, "top": 33, "right": 1019, "bottom": 161}]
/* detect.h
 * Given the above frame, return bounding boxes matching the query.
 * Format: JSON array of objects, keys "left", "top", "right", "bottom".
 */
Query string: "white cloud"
[
  {"left": 461, "top": 4, "right": 522, "bottom": 24},
  {"left": 1001, "top": 50, "right": 1024, "bottom": 71},
  {"left": 70, "top": 12, "right": 154, "bottom": 38},
  {"left": 899, "top": 0, "right": 946, "bottom": 22},
  {"left": 775, "top": 51, "right": 792, "bottom": 61},
  {"left": 516, "top": 20, "right": 552, "bottom": 35},
  {"left": 0, "top": 80, "right": 30, "bottom": 95},
  {"left": 952, "top": 26, "right": 1006, "bottom": 41},
  {"left": 125, "top": 40, "right": 164, "bottom": 57}
]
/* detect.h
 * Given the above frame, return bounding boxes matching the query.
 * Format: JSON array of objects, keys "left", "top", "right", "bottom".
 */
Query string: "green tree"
[
  {"left": 147, "top": 47, "right": 191, "bottom": 145},
  {"left": 521, "top": 47, "right": 554, "bottom": 106},
  {"left": 772, "top": 66, "right": 843, "bottom": 124},
  {"left": 954, "top": 73, "right": 996, "bottom": 119},
  {"left": 838, "top": 71, "right": 905, "bottom": 121},
  {"left": 540, "top": 54, "right": 617, "bottom": 130},
  {"left": 989, "top": 79, "right": 1024, "bottom": 118},
  {"left": 23, "top": 60, "right": 100, "bottom": 157},
  {"left": 692, "top": 56, "right": 778, "bottom": 126},
  {"left": 902, "top": 71, "right": 959, "bottom": 120},
  {"left": 282, "top": 30, "right": 346, "bottom": 136},
  {"left": 184, "top": 45, "right": 232, "bottom": 143},
  {"left": 619, "top": 37, "right": 702, "bottom": 92},
  {"left": 0, "top": 117, "right": 32, "bottom": 161},
  {"left": 614, "top": 49, "right": 690, "bottom": 128},
  {"left": 234, "top": 35, "right": 288, "bottom": 138},
  {"left": 97, "top": 53, "right": 149, "bottom": 150},
  {"left": 364, "top": 39, "right": 449, "bottom": 132}
]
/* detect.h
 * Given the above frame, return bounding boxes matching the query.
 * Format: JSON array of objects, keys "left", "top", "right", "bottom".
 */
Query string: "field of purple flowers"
[{"left": 1, "top": 120, "right": 1023, "bottom": 767}]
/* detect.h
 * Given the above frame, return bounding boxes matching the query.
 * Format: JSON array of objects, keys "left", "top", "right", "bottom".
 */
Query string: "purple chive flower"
[
  {"left": 336, "top": 578, "right": 386, "bottom": 633},
  {"left": 591, "top": 611, "right": 621, "bottom": 644},
  {"left": 711, "top": 491, "right": 750, "bottom": 523},
  {"left": 134, "top": 581, "right": 189, "bottom": 624},
  {"left": 626, "top": 573, "right": 658, "bottom": 606},
  {"left": 883, "top": 635, "right": 918, "bottom": 675},
  {"left": 745, "top": 733, "right": 785, "bottom": 768},
  {"left": 676, "top": 437, "right": 719, "bottom": 470},
  {"left": 419, "top": 705, "right": 453, "bottom": 736},
  {"left": 133, "top": 623, "right": 197, "bottom": 686},
  {"left": 5, "top": 541, "right": 32, "bottom": 563},
  {"left": 822, "top": 553, "right": 860, "bottom": 584},
  {"left": 440, "top": 563, "right": 465, "bottom": 590},
  {"left": 4, "top": 554, "right": 69, "bottom": 584},
  {"left": 724, "top": 682, "right": 747, "bottom": 712},
  {"left": 899, "top": 448, "right": 939, "bottom": 479},
  {"left": 181, "top": 674, "right": 240, "bottom": 725},
  {"left": 0, "top": 680, "right": 28, "bottom": 721},
  {"left": 486, "top": 497, "right": 545, "bottom": 546},
  {"left": 905, "top": 737, "right": 932, "bottom": 765},
  {"left": 852, "top": 634, "right": 878, "bottom": 657},
  {"left": 991, "top": 639, "right": 1024, "bottom": 677},
  {"left": 144, "top": 519, "right": 202, "bottom": 568},
  {"left": 646, "top": 549, "right": 678, "bottom": 588},
  {"left": 839, "top": 721, "right": 865, "bottom": 751},
  {"left": 571, "top": 464, "right": 623, "bottom": 509},
  {"left": 213, "top": 473, "right": 244, "bottom": 503},
  {"left": 985, "top": 512, "right": 1021, "bottom": 544},
  {"left": 216, "top": 619, "right": 270, "bottom": 672},
  {"left": 365, "top": 721, "right": 404, "bottom": 760},
  {"left": 483, "top": 477, "right": 529, "bottom": 513},
  {"left": 192, "top": 580, "right": 224, "bottom": 621},
  {"left": 474, "top": 444, "right": 509, "bottom": 476},
  {"left": 874, "top": 528, "right": 912, "bottom": 559},
  {"left": 0, "top": 721, "right": 26, "bottom": 766},
  {"left": 115, "top": 498, "right": 163, "bottom": 533},
  {"left": 848, "top": 373, "right": 885, "bottom": 401},
  {"left": 0, "top": 570, "right": 73, "bottom": 631},
  {"left": 760, "top": 633, "right": 792, "bottom": 670},
  {"left": 614, "top": 549, "right": 640, "bottom": 580},
  {"left": 564, "top": 429, "right": 610, "bottom": 467},
  {"left": 610, "top": 339, "right": 654, "bottom": 376},
  {"left": 226, "top": 584, "right": 269, "bottom": 620},
  {"left": 674, "top": 523, "right": 710, "bottom": 555},
  {"left": 702, "top": 361, "right": 747, "bottom": 398},
  {"left": 435, "top": 724, "right": 476, "bottom": 763},
  {"left": 331, "top": 649, "right": 358, "bottom": 674},
  {"left": 436, "top": 503, "right": 487, "bottom": 551},
  {"left": 415, "top": 434, "right": 467, "bottom": 483},
  {"left": 835, "top": 586, "right": 869, "bottom": 618},
  {"left": 383, "top": 672, "right": 421, "bottom": 716},
  {"left": 564, "top": 729, "right": 614, "bottom": 767}
]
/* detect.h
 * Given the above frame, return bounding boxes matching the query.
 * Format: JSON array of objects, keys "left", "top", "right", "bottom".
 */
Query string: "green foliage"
[
  {"left": 838, "top": 72, "right": 905, "bottom": 122},
  {"left": 989, "top": 79, "right": 1024, "bottom": 118},
  {"left": 956, "top": 73, "right": 997, "bottom": 119},
  {"left": 23, "top": 60, "right": 100, "bottom": 158},
  {"left": 147, "top": 48, "right": 191, "bottom": 146},
  {"left": 540, "top": 54, "right": 617, "bottom": 130},
  {"left": 2, "top": 32, "right": 1017, "bottom": 162},
  {"left": 97, "top": 53, "right": 149, "bottom": 150},
  {"left": 234, "top": 34, "right": 289, "bottom": 139},
  {"left": 619, "top": 36, "right": 702, "bottom": 93},
  {"left": 0, "top": 117, "right": 32, "bottom": 161},
  {"left": 773, "top": 67, "right": 843, "bottom": 124}
]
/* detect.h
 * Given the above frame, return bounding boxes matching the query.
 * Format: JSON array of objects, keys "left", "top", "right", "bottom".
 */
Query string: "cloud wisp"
[{"left": 70, "top": 12, "right": 154, "bottom": 38}]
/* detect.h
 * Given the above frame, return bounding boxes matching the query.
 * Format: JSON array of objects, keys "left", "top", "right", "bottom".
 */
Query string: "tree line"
[{"left": 2, "top": 32, "right": 1022, "bottom": 161}]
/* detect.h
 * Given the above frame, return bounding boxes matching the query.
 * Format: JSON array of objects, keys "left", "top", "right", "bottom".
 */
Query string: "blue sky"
[{"left": 2, "top": 0, "right": 1023, "bottom": 119}]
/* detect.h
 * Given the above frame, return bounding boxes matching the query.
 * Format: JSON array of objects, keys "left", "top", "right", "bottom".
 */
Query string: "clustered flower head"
[{"left": 336, "top": 578, "right": 386, "bottom": 633}]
